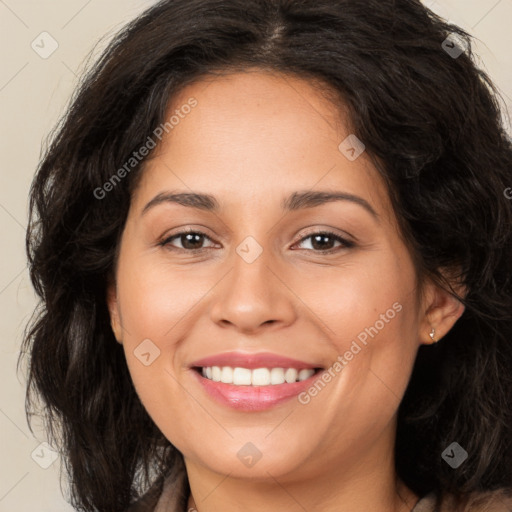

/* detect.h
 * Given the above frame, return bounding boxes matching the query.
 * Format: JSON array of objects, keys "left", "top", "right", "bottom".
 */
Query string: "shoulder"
[{"left": 439, "top": 488, "right": 512, "bottom": 512}]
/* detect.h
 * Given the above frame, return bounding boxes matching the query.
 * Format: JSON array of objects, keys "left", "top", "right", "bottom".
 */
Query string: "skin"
[{"left": 108, "top": 69, "right": 465, "bottom": 512}]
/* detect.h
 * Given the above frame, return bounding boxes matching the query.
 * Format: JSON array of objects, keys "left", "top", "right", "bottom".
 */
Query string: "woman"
[{"left": 20, "top": 0, "right": 512, "bottom": 511}]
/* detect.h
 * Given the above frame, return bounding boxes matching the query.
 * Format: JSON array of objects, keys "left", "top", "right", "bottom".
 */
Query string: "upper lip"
[{"left": 190, "top": 351, "right": 322, "bottom": 370}]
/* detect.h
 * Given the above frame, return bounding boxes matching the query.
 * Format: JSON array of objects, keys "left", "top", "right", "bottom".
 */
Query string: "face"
[{"left": 108, "top": 69, "right": 463, "bottom": 484}]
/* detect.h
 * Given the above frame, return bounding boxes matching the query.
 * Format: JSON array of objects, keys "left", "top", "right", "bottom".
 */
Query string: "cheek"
[
  {"left": 117, "top": 256, "right": 213, "bottom": 343},
  {"left": 117, "top": 267, "right": 192, "bottom": 446},
  {"left": 296, "top": 250, "right": 416, "bottom": 345},
  {"left": 303, "top": 250, "right": 419, "bottom": 411},
  {"left": 114, "top": 257, "right": 218, "bottom": 430},
  {"left": 123, "top": 357, "right": 197, "bottom": 459}
]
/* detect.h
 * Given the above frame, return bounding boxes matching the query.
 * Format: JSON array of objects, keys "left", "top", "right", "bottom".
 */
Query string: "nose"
[{"left": 209, "top": 244, "right": 297, "bottom": 333}]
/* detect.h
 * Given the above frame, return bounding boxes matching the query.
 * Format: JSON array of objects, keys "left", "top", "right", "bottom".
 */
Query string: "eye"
[
  {"left": 159, "top": 229, "right": 216, "bottom": 252},
  {"left": 159, "top": 228, "right": 355, "bottom": 254},
  {"left": 292, "top": 230, "right": 355, "bottom": 254}
]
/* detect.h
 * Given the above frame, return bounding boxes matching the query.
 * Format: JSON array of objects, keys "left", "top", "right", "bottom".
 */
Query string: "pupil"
[
  {"left": 183, "top": 233, "right": 203, "bottom": 249},
  {"left": 312, "top": 234, "right": 333, "bottom": 250}
]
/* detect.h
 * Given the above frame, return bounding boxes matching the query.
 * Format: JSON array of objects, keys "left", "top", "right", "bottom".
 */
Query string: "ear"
[
  {"left": 418, "top": 273, "right": 467, "bottom": 345},
  {"left": 106, "top": 277, "right": 123, "bottom": 344}
]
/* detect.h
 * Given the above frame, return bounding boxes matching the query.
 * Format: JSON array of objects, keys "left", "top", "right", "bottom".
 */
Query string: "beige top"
[{"left": 127, "top": 464, "right": 512, "bottom": 512}]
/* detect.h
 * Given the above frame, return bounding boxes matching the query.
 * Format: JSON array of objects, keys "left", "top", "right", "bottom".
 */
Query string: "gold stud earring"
[{"left": 429, "top": 327, "right": 438, "bottom": 343}]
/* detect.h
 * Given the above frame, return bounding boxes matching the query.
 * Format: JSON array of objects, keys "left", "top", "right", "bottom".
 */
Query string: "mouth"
[
  {"left": 188, "top": 352, "right": 325, "bottom": 411},
  {"left": 192, "top": 366, "right": 323, "bottom": 386}
]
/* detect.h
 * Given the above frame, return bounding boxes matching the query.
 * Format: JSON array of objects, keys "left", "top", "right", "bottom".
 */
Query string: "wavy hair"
[{"left": 20, "top": 0, "right": 512, "bottom": 510}]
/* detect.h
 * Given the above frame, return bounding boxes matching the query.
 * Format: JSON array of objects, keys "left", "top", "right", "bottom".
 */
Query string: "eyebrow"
[{"left": 141, "top": 189, "right": 379, "bottom": 221}]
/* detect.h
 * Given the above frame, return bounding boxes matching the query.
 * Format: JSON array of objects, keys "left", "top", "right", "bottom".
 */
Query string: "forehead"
[
  {"left": 162, "top": 69, "right": 349, "bottom": 154},
  {"left": 131, "top": 69, "right": 393, "bottom": 225}
]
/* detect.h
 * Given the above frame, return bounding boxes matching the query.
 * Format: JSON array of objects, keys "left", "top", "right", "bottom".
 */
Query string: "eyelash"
[{"left": 158, "top": 228, "right": 355, "bottom": 255}]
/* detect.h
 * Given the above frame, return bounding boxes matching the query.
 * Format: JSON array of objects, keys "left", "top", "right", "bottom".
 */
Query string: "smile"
[
  {"left": 189, "top": 351, "right": 325, "bottom": 411},
  {"left": 198, "top": 366, "right": 318, "bottom": 386}
]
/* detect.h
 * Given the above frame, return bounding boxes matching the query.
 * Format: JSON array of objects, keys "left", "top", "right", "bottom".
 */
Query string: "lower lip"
[{"left": 191, "top": 369, "right": 322, "bottom": 411}]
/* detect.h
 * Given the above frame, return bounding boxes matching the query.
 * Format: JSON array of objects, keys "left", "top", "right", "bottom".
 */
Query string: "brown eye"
[
  {"left": 160, "top": 230, "right": 215, "bottom": 252},
  {"left": 293, "top": 231, "right": 355, "bottom": 254}
]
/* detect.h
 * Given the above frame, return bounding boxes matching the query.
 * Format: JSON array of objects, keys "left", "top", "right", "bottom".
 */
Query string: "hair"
[{"left": 19, "top": 0, "right": 512, "bottom": 511}]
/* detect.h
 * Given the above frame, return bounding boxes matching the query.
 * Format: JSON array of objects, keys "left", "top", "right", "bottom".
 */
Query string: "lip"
[
  {"left": 191, "top": 368, "right": 322, "bottom": 412},
  {"left": 189, "top": 351, "right": 321, "bottom": 370},
  {"left": 189, "top": 351, "right": 324, "bottom": 412}
]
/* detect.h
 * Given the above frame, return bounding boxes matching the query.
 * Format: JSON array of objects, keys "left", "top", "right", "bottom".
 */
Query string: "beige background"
[{"left": 0, "top": 1, "right": 511, "bottom": 510}]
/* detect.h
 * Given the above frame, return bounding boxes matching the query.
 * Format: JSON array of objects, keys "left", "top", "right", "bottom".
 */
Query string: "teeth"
[
  {"left": 211, "top": 366, "right": 221, "bottom": 382},
  {"left": 298, "top": 368, "right": 314, "bottom": 381},
  {"left": 233, "top": 367, "right": 252, "bottom": 385},
  {"left": 284, "top": 368, "right": 298, "bottom": 383},
  {"left": 220, "top": 366, "right": 233, "bottom": 383},
  {"left": 270, "top": 368, "right": 285, "bottom": 384},
  {"left": 252, "top": 368, "right": 270, "bottom": 386},
  {"left": 200, "top": 366, "right": 316, "bottom": 386}
]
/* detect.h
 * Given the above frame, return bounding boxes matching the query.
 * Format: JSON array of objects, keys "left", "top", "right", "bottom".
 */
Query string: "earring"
[{"left": 429, "top": 327, "right": 438, "bottom": 343}]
